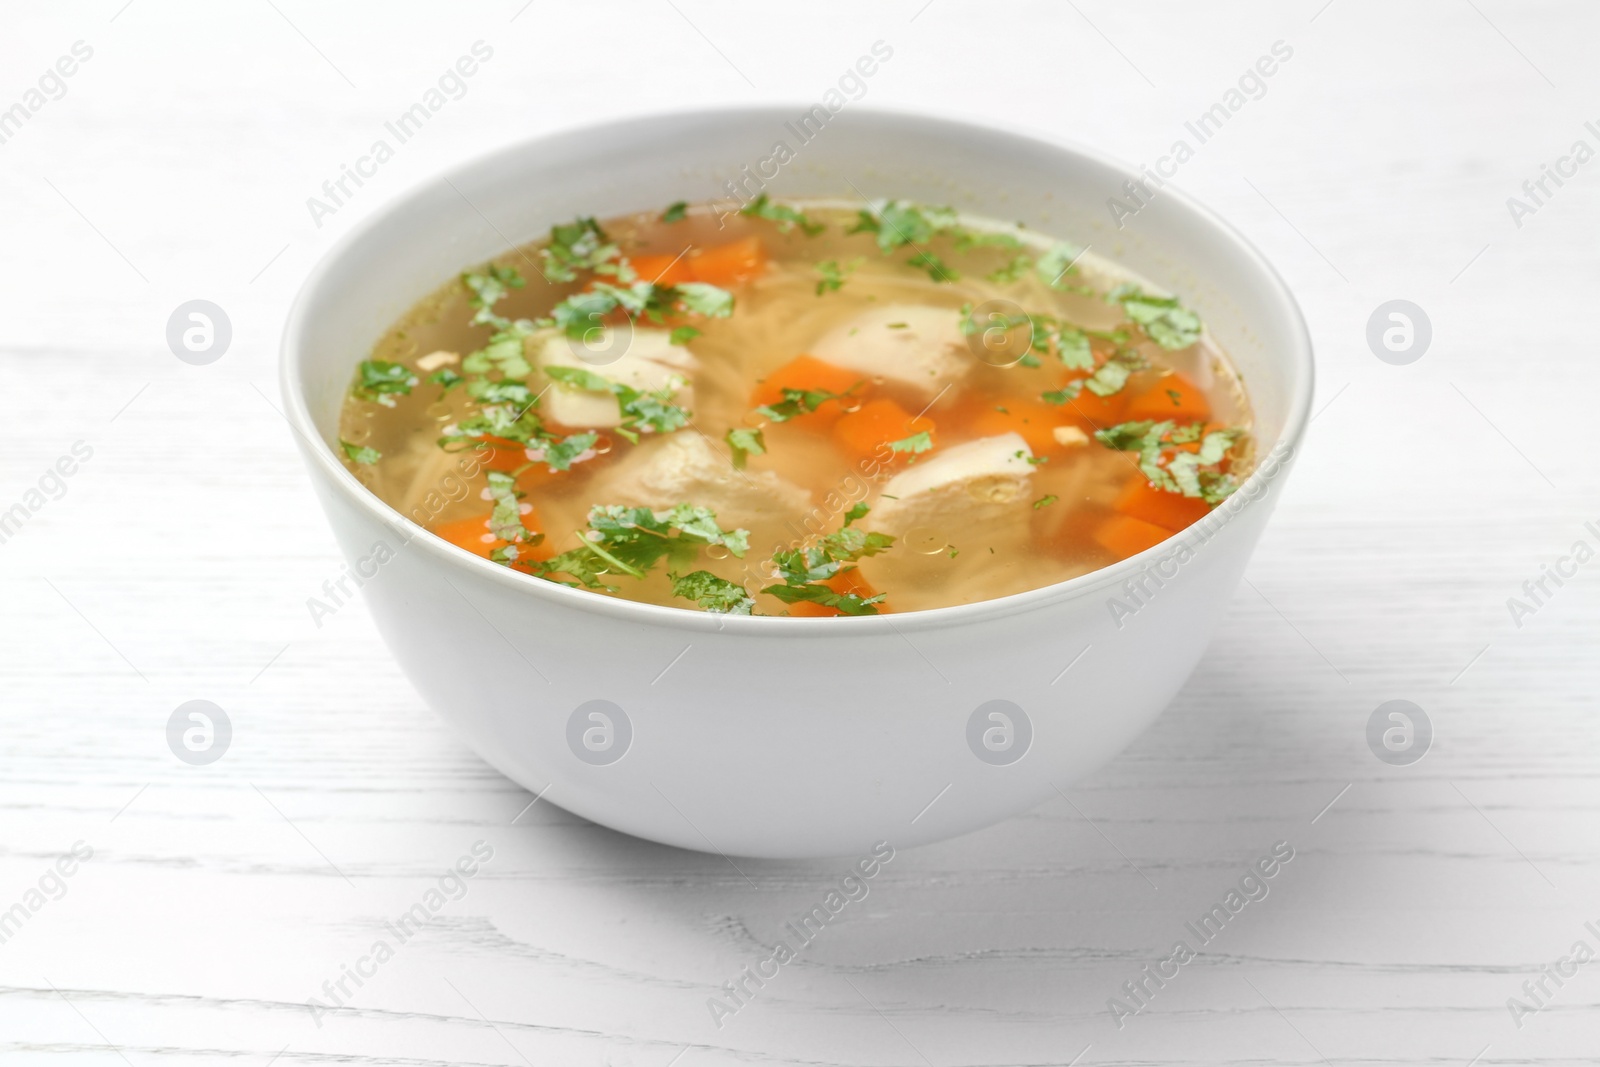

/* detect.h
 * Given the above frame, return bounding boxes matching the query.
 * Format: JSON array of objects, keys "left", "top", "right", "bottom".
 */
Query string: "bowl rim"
[{"left": 280, "top": 103, "right": 1314, "bottom": 636}]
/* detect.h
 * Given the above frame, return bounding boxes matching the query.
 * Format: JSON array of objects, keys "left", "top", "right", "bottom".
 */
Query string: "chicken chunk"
[
  {"left": 533, "top": 328, "right": 696, "bottom": 428},
  {"left": 809, "top": 304, "right": 972, "bottom": 401},
  {"left": 588, "top": 431, "right": 812, "bottom": 539},
  {"left": 859, "top": 433, "right": 1080, "bottom": 609},
  {"left": 867, "top": 433, "right": 1034, "bottom": 536}
]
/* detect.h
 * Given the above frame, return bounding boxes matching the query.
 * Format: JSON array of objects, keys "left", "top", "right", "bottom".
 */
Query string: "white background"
[{"left": 2, "top": 1, "right": 1597, "bottom": 1063}]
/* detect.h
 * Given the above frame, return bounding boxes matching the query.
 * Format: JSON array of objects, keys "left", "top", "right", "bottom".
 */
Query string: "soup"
[{"left": 336, "top": 196, "right": 1252, "bottom": 616}]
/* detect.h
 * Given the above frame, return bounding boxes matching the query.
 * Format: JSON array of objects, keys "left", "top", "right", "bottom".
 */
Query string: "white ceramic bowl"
[{"left": 282, "top": 107, "right": 1312, "bottom": 859}]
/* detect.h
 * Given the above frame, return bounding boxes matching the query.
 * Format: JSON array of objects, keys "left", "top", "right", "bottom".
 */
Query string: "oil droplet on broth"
[
  {"left": 705, "top": 544, "right": 731, "bottom": 560},
  {"left": 344, "top": 424, "right": 372, "bottom": 444},
  {"left": 905, "top": 527, "right": 947, "bottom": 555},
  {"left": 741, "top": 409, "right": 769, "bottom": 430},
  {"left": 592, "top": 434, "right": 614, "bottom": 456},
  {"left": 425, "top": 401, "right": 452, "bottom": 422}
]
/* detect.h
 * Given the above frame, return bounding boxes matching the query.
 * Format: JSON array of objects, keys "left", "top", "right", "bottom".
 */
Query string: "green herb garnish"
[
  {"left": 340, "top": 440, "right": 381, "bottom": 465},
  {"left": 428, "top": 368, "right": 464, "bottom": 391},
  {"left": 543, "top": 365, "right": 692, "bottom": 440},
  {"left": 535, "top": 505, "right": 749, "bottom": 590},
  {"left": 740, "top": 193, "right": 824, "bottom": 236},
  {"left": 754, "top": 381, "right": 863, "bottom": 423},
  {"left": 814, "top": 257, "right": 862, "bottom": 296},
  {"left": 353, "top": 360, "right": 418, "bottom": 406},
  {"left": 888, "top": 430, "right": 933, "bottom": 455},
  {"left": 1094, "top": 420, "right": 1242, "bottom": 504},
  {"left": 761, "top": 512, "right": 895, "bottom": 616},
  {"left": 669, "top": 570, "right": 755, "bottom": 614},
  {"left": 1110, "top": 284, "right": 1202, "bottom": 350},
  {"left": 726, "top": 427, "right": 766, "bottom": 469}
]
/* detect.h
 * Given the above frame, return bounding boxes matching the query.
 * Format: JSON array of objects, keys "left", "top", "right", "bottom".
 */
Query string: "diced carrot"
[
  {"left": 1124, "top": 373, "right": 1212, "bottom": 423},
  {"left": 1094, "top": 514, "right": 1172, "bottom": 558},
  {"left": 474, "top": 435, "right": 531, "bottom": 474},
  {"left": 686, "top": 236, "right": 767, "bottom": 287},
  {"left": 832, "top": 397, "right": 935, "bottom": 462},
  {"left": 432, "top": 507, "right": 553, "bottom": 564},
  {"left": 965, "top": 397, "right": 1075, "bottom": 455},
  {"left": 628, "top": 253, "right": 696, "bottom": 287},
  {"left": 786, "top": 568, "right": 887, "bottom": 617},
  {"left": 1115, "top": 477, "right": 1210, "bottom": 532},
  {"left": 750, "top": 355, "right": 869, "bottom": 427},
  {"left": 1056, "top": 373, "right": 1128, "bottom": 432}
]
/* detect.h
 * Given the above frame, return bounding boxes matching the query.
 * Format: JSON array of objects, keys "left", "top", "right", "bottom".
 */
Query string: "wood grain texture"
[{"left": 2, "top": 0, "right": 1597, "bottom": 1063}]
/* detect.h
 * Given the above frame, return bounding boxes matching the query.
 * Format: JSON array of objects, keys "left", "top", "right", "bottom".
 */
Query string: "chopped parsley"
[
  {"left": 543, "top": 364, "right": 691, "bottom": 441},
  {"left": 1082, "top": 349, "right": 1147, "bottom": 397},
  {"left": 340, "top": 439, "right": 381, "bottom": 465},
  {"left": 670, "top": 325, "right": 702, "bottom": 346},
  {"left": 462, "top": 265, "right": 525, "bottom": 323},
  {"left": 535, "top": 504, "right": 749, "bottom": 590},
  {"left": 661, "top": 201, "right": 689, "bottom": 224},
  {"left": 1110, "top": 284, "right": 1202, "bottom": 350},
  {"left": 986, "top": 255, "right": 1033, "bottom": 285},
  {"left": 848, "top": 200, "right": 960, "bottom": 252},
  {"left": 1035, "top": 241, "right": 1088, "bottom": 290},
  {"left": 353, "top": 360, "right": 418, "bottom": 406},
  {"left": 906, "top": 250, "right": 958, "bottom": 282},
  {"left": 953, "top": 229, "right": 1024, "bottom": 252},
  {"left": 428, "top": 368, "right": 464, "bottom": 391},
  {"left": 673, "top": 281, "right": 735, "bottom": 318},
  {"left": 542, "top": 278, "right": 732, "bottom": 348},
  {"left": 958, "top": 303, "right": 1096, "bottom": 373},
  {"left": 539, "top": 431, "right": 599, "bottom": 472},
  {"left": 888, "top": 430, "right": 933, "bottom": 455},
  {"left": 761, "top": 507, "right": 894, "bottom": 616},
  {"left": 725, "top": 427, "right": 766, "bottom": 469},
  {"left": 538, "top": 217, "right": 622, "bottom": 283},
  {"left": 1033, "top": 494, "right": 1059, "bottom": 510},
  {"left": 1094, "top": 420, "right": 1242, "bottom": 504},
  {"left": 669, "top": 570, "right": 755, "bottom": 615},
  {"left": 462, "top": 325, "right": 535, "bottom": 379},
  {"left": 484, "top": 471, "right": 535, "bottom": 545},
  {"left": 740, "top": 193, "right": 824, "bottom": 236},
  {"left": 814, "top": 257, "right": 862, "bottom": 296},
  {"left": 754, "top": 382, "right": 863, "bottom": 423}
]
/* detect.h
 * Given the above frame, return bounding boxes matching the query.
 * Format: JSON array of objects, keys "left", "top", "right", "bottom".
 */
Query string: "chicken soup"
[{"left": 337, "top": 196, "right": 1252, "bottom": 616}]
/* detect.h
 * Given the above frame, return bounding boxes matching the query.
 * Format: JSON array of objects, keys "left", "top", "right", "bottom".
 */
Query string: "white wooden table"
[{"left": 3, "top": 1, "right": 1596, "bottom": 1063}]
